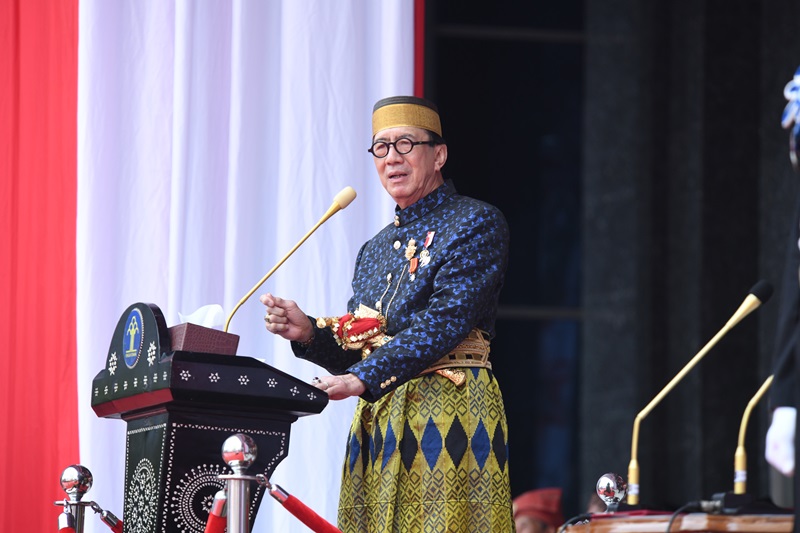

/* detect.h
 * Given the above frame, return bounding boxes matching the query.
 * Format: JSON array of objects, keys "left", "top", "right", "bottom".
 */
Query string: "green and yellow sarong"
[{"left": 337, "top": 368, "right": 514, "bottom": 532}]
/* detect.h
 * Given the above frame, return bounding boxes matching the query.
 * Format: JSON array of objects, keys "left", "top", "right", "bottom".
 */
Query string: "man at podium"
[{"left": 261, "top": 95, "right": 514, "bottom": 532}]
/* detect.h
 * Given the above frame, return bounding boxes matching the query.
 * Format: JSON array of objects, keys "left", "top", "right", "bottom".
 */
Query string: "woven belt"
[
  {"left": 419, "top": 328, "right": 491, "bottom": 386},
  {"left": 318, "top": 310, "right": 492, "bottom": 387}
]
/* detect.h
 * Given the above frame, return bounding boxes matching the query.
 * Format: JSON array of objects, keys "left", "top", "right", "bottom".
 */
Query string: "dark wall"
[
  {"left": 426, "top": 0, "right": 800, "bottom": 518},
  {"left": 581, "top": 0, "right": 800, "bottom": 511}
]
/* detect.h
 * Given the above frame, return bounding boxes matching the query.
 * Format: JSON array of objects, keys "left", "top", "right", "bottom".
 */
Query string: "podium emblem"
[{"left": 123, "top": 308, "right": 144, "bottom": 368}]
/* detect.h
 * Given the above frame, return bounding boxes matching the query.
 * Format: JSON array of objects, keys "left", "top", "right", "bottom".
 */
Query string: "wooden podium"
[
  {"left": 91, "top": 302, "right": 328, "bottom": 533},
  {"left": 572, "top": 512, "right": 793, "bottom": 533}
]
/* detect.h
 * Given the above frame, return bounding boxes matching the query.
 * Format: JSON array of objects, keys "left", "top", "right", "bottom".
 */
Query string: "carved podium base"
[{"left": 122, "top": 407, "right": 289, "bottom": 533}]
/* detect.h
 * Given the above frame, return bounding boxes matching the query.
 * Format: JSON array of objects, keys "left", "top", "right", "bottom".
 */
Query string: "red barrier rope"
[
  {"left": 204, "top": 489, "right": 227, "bottom": 533},
  {"left": 269, "top": 484, "right": 342, "bottom": 533},
  {"left": 201, "top": 479, "right": 342, "bottom": 533},
  {"left": 205, "top": 513, "right": 227, "bottom": 533},
  {"left": 99, "top": 510, "right": 123, "bottom": 533}
]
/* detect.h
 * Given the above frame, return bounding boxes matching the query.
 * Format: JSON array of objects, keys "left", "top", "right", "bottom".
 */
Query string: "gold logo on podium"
[{"left": 123, "top": 307, "right": 144, "bottom": 368}]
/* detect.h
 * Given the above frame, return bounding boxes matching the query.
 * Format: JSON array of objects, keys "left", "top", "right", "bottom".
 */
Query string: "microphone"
[
  {"left": 732, "top": 375, "right": 773, "bottom": 495},
  {"left": 626, "top": 280, "right": 773, "bottom": 505},
  {"left": 223, "top": 186, "right": 357, "bottom": 332},
  {"left": 698, "top": 375, "right": 775, "bottom": 515}
]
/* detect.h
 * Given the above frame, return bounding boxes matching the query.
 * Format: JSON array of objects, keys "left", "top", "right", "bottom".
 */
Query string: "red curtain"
[{"left": 1, "top": 1, "right": 79, "bottom": 531}]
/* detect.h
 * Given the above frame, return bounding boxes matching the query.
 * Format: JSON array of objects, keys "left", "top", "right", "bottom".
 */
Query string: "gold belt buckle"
[{"left": 435, "top": 368, "right": 466, "bottom": 386}]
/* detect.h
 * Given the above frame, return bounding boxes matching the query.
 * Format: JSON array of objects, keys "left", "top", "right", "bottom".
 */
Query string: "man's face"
[{"left": 372, "top": 126, "right": 447, "bottom": 209}]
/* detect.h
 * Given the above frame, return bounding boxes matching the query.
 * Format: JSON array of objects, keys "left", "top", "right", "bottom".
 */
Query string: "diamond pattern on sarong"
[
  {"left": 370, "top": 422, "right": 382, "bottom": 465},
  {"left": 360, "top": 425, "right": 370, "bottom": 473},
  {"left": 444, "top": 414, "right": 468, "bottom": 467},
  {"left": 492, "top": 420, "right": 508, "bottom": 471},
  {"left": 472, "top": 419, "right": 491, "bottom": 469},
  {"left": 348, "top": 432, "right": 360, "bottom": 473},
  {"left": 381, "top": 422, "right": 396, "bottom": 470},
  {"left": 337, "top": 369, "right": 513, "bottom": 532},
  {"left": 400, "top": 418, "right": 418, "bottom": 471},
  {"left": 421, "top": 417, "right": 443, "bottom": 469}
]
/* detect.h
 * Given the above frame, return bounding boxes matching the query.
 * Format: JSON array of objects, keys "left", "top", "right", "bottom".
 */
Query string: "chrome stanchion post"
[
  {"left": 58, "top": 465, "right": 93, "bottom": 533},
  {"left": 219, "top": 433, "right": 258, "bottom": 533},
  {"left": 58, "top": 499, "right": 76, "bottom": 531}
]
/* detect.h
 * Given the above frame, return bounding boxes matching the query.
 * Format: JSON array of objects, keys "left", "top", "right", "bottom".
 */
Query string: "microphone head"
[
  {"left": 334, "top": 186, "right": 357, "bottom": 209},
  {"left": 748, "top": 280, "right": 773, "bottom": 304}
]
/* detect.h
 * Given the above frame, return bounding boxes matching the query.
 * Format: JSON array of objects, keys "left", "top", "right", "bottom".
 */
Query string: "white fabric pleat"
[{"left": 77, "top": 1, "right": 413, "bottom": 531}]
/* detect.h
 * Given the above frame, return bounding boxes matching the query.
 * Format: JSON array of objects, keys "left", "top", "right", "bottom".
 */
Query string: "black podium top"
[{"left": 91, "top": 302, "right": 328, "bottom": 420}]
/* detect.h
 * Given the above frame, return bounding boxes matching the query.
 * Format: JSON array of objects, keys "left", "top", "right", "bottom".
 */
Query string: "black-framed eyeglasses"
[{"left": 368, "top": 138, "right": 436, "bottom": 158}]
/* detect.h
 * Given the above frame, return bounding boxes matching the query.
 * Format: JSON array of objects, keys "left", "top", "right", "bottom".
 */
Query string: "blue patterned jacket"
[{"left": 293, "top": 180, "right": 510, "bottom": 402}]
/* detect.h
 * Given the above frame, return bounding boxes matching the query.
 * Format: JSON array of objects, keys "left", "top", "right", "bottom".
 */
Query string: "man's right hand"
[{"left": 259, "top": 292, "right": 314, "bottom": 344}]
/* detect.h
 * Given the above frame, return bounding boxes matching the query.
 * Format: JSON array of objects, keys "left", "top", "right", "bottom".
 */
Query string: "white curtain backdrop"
[{"left": 76, "top": 1, "right": 414, "bottom": 531}]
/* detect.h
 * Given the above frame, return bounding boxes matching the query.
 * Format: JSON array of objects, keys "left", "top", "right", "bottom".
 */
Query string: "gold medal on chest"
[{"left": 404, "top": 239, "right": 417, "bottom": 260}]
